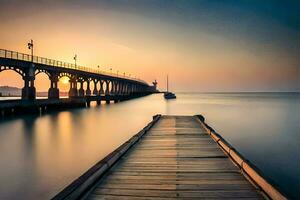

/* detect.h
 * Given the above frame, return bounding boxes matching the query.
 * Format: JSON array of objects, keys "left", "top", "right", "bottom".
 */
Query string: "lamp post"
[
  {"left": 27, "top": 39, "right": 34, "bottom": 62},
  {"left": 117, "top": 70, "right": 119, "bottom": 77},
  {"left": 25, "top": 39, "right": 35, "bottom": 100},
  {"left": 110, "top": 68, "right": 112, "bottom": 75},
  {"left": 74, "top": 54, "right": 77, "bottom": 68}
]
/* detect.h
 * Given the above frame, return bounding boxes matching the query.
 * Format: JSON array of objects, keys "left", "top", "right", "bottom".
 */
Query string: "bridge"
[
  {"left": 0, "top": 48, "right": 157, "bottom": 116},
  {"left": 0, "top": 48, "right": 154, "bottom": 100}
]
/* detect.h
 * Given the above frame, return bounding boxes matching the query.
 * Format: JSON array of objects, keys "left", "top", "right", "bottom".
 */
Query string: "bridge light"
[
  {"left": 73, "top": 54, "right": 77, "bottom": 67},
  {"left": 27, "top": 39, "right": 33, "bottom": 49},
  {"left": 27, "top": 39, "right": 34, "bottom": 62}
]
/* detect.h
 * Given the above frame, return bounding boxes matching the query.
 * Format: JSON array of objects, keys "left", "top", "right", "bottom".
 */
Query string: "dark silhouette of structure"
[
  {"left": 0, "top": 49, "right": 152, "bottom": 100},
  {"left": 0, "top": 48, "right": 157, "bottom": 116}
]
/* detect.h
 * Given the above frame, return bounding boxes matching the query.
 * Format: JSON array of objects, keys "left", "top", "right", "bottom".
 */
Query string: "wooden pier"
[{"left": 53, "top": 115, "right": 287, "bottom": 200}]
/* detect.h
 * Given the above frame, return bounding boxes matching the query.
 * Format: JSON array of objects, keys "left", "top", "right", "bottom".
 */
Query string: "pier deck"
[{"left": 82, "top": 116, "right": 265, "bottom": 200}]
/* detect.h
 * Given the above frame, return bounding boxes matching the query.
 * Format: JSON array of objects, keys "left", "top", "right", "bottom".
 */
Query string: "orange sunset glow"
[
  {"left": 0, "top": 1, "right": 299, "bottom": 92},
  {"left": 1, "top": 1, "right": 300, "bottom": 200}
]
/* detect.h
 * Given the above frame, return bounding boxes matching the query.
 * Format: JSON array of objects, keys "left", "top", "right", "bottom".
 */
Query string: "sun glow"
[{"left": 60, "top": 77, "right": 69, "bottom": 85}]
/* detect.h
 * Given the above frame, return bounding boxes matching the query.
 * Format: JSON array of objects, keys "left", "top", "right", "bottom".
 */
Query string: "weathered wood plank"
[
  {"left": 83, "top": 116, "right": 264, "bottom": 200},
  {"left": 91, "top": 188, "right": 263, "bottom": 198}
]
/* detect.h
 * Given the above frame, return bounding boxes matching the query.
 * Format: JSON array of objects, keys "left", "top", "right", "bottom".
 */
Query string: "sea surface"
[{"left": 0, "top": 93, "right": 299, "bottom": 199}]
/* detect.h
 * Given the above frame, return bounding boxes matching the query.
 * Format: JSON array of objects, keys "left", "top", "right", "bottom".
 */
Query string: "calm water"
[{"left": 0, "top": 93, "right": 299, "bottom": 199}]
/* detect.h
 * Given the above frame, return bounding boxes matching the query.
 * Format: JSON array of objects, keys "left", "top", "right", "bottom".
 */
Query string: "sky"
[{"left": 0, "top": 0, "right": 299, "bottom": 92}]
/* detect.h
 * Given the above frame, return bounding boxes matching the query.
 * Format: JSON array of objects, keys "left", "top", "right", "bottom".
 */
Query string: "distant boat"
[
  {"left": 164, "top": 75, "right": 176, "bottom": 99},
  {"left": 164, "top": 92, "right": 176, "bottom": 99}
]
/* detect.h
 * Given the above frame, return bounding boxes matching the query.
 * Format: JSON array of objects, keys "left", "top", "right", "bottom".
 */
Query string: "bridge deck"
[{"left": 83, "top": 116, "right": 264, "bottom": 200}]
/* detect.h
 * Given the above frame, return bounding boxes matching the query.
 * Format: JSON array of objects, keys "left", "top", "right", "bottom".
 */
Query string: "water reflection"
[{"left": 0, "top": 93, "right": 299, "bottom": 199}]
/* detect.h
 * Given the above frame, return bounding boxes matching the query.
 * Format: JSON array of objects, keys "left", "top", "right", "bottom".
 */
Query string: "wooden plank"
[
  {"left": 90, "top": 188, "right": 263, "bottom": 198},
  {"left": 83, "top": 116, "right": 265, "bottom": 200}
]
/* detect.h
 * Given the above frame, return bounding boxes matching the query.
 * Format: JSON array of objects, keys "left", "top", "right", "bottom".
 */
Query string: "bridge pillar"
[
  {"left": 48, "top": 75, "right": 59, "bottom": 99},
  {"left": 78, "top": 81, "right": 85, "bottom": 97},
  {"left": 137, "top": 85, "right": 140, "bottom": 93},
  {"left": 128, "top": 84, "right": 133, "bottom": 94},
  {"left": 118, "top": 81, "right": 123, "bottom": 95},
  {"left": 132, "top": 84, "right": 136, "bottom": 94},
  {"left": 135, "top": 85, "right": 138, "bottom": 93},
  {"left": 93, "top": 80, "right": 98, "bottom": 96},
  {"left": 86, "top": 81, "right": 91, "bottom": 96},
  {"left": 115, "top": 81, "right": 119, "bottom": 95},
  {"left": 133, "top": 84, "right": 136, "bottom": 93},
  {"left": 124, "top": 83, "right": 129, "bottom": 95},
  {"left": 118, "top": 82, "right": 122, "bottom": 95},
  {"left": 99, "top": 80, "right": 104, "bottom": 95},
  {"left": 140, "top": 85, "right": 144, "bottom": 93},
  {"left": 22, "top": 74, "right": 36, "bottom": 100},
  {"left": 68, "top": 79, "right": 78, "bottom": 98},
  {"left": 111, "top": 81, "right": 116, "bottom": 95},
  {"left": 127, "top": 83, "right": 130, "bottom": 95},
  {"left": 124, "top": 83, "right": 127, "bottom": 95},
  {"left": 105, "top": 80, "right": 110, "bottom": 95},
  {"left": 119, "top": 82, "right": 123, "bottom": 95}
]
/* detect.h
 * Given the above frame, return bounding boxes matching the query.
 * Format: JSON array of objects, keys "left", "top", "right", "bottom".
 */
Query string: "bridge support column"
[
  {"left": 128, "top": 84, "right": 133, "bottom": 95},
  {"left": 114, "top": 83, "right": 120, "bottom": 102},
  {"left": 86, "top": 81, "right": 91, "bottom": 96},
  {"left": 124, "top": 83, "right": 129, "bottom": 95},
  {"left": 115, "top": 81, "right": 119, "bottom": 95},
  {"left": 68, "top": 79, "right": 78, "bottom": 98},
  {"left": 134, "top": 84, "right": 137, "bottom": 94},
  {"left": 132, "top": 84, "right": 136, "bottom": 94},
  {"left": 99, "top": 80, "right": 104, "bottom": 95},
  {"left": 119, "top": 82, "right": 123, "bottom": 95},
  {"left": 111, "top": 81, "right": 116, "bottom": 95},
  {"left": 48, "top": 75, "right": 59, "bottom": 99},
  {"left": 116, "top": 81, "right": 120, "bottom": 95},
  {"left": 140, "top": 85, "right": 143, "bottom": 93},
  {"left": 105, "top": 80, "right": 110, "bottom": 95},
  {"left": 131, "top": 84, "right": 135, "bottom": 94},
  {"left": 78, "top": 82, "right": 85, "bottom": 97},
  {"left": 135, "top": 85, "right": 138, "bottom": 94},
  {"left": 127, "top": 83, "right": 131, "bottom": 95},
  {"left": 93, "top": 80, "right": 98, "bottom": 96},
  {"left": 22, "top": 75, "right": 36, "bottom": 100}
]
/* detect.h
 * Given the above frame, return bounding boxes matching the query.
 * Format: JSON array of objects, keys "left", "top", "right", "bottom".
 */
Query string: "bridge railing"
[{"left": 0, "top": 49, "right": 147, "bottom": 84}]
